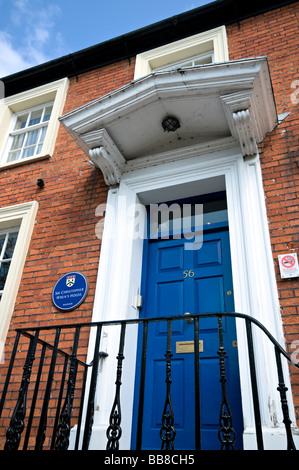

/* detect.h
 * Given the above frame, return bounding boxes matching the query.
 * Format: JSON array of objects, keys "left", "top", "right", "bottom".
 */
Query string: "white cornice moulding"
[
  {"left": 124, "top": 136, "right": 238, "bottom": 173},
  {"left": 60, "top": 57, "right": 278, "bottom": 182},
  {"left": 60, "top": 58, "right": 275, "bottom": 137}
]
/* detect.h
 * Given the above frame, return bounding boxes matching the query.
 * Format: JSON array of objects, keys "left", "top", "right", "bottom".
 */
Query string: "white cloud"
[
  {"left": 0, "top": 32, "right": 33, "bottom": 77},
  {"left": 0, "top": 0, "right": 64, "bottom": 77}
]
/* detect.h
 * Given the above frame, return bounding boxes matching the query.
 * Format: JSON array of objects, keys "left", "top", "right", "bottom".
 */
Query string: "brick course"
[
  {"left": 227, "top": 2, "right": 299, "bottom": 422},
  {"left": 0, "top": 58, "right": 135, "bottom": 330},
  {"left": 0, "top": 59, "right": 135, "bottom": 445}
]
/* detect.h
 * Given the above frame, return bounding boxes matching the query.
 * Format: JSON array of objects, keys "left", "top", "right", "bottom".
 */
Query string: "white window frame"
[
  {"left": 0, "top": 78, "right": 69, "bottom": 169},
  {"left": 0, "top": 201, "right": 38, "bottom": 349},
  {"left": 4, "top": 101, "right": 54, "bottom": 163},
  {"left": 134, "top": 26, "right": 228, "bottom": 79},
  {"left": 0, "top": 228, "right": 20, "bottom": 300}
]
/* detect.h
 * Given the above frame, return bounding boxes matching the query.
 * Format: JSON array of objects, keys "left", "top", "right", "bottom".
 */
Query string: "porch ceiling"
[
  {"left": 97, "top": 94, "right": 231, "bottom": 160},
  {"left": 60, "top": 57, "right": 278, "bottom": 186}
]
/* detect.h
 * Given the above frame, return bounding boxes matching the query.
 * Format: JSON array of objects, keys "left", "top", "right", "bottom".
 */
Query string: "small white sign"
[{"left": 278, "top": 253, "right": 299, "bottom": 279}]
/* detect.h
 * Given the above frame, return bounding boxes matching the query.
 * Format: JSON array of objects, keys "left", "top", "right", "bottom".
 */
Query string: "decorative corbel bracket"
[
  {"left": 89, "top": 147, "right": 123, "bottom": 186},
  {"left": 82, "top": 128, "right": 126, "bottom": 186},
  {"left": 232, "top": 109, "right": 258, "bottom": 158},
  {"left": 221, "top": 91, "right": 258, "bottom": 159},
  {"left": 221, "top": 82, "right": 278, "bottom": 159}
]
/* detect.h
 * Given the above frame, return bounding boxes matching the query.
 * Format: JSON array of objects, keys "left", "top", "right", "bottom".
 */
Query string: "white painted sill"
[{"left": 0, "top": 153, "right": 51, "bottom": 171}]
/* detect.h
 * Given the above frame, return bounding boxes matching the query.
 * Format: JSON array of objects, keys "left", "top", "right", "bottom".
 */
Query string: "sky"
[{"left": 0, "top": 0, "right": 213, "bottom": 78}]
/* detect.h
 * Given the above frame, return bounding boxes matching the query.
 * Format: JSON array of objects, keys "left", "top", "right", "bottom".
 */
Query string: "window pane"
[
  {"left": 154, "top": 51, "right": 214, "bottom": 72},
  {"left": 10, "top": 133, "right": 25, "bottom": 150},
  {"left": 29, "top": 109, "right": 42, "bottom": 126},
  {"left": 194, "top": 56, "right": 213, "bottom": 65},
  {"left": 39, "top": 127, "right": 47, "bottom": 142},
  {"left": 26, "top": 128, "right": 39, "bottom": 146},
  {"left": 0, "top": 234, "right": 6, "bottom": 256},
  {"left": 43, "top": 105, "right": 53, "bottom": 122},
  {"left": 14, "top": 113, "right": 29, "bottom": 130},
  {"left": 0, "top": 229, "right": 19, "bottom": 294},
  {"left": 0, "top": 261, "right": 10, "bottom": 290},
  {"left": 3, "top": 232, "right": 18, "bottom": 259},
  {"left": 149, "top": 196, "right": 227, "bottom": 238},
  {"left": 7, "top": 150, "right": 21, "bottom": 162},
  {"left": 22, "top": 146, "right": 35, "bottom": 159}
]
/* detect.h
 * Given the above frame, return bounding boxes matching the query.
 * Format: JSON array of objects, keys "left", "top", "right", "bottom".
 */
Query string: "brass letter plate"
[{"left": 176, "top": 340, "right": 203, "bottom": 354}]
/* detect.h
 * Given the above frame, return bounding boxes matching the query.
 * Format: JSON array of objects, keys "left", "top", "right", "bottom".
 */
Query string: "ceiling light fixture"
[{"left": 162, "top": 116, "right": 180, "bottom": 132}]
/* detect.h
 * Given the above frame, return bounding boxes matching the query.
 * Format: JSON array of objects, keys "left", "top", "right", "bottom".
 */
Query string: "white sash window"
[
  {"left": 6, "top": 102, "right": 53, "bottom": 162},
  {"left": 0, "top": 229, "right": 19, "bottom": 302},
  {"left": 152, "top": 51, "right": 214, "bottom": 72},
  {"left": 134, "top": 26, "right": 228, "bottom": 79},
  {"left": 0, "top": 78, "right": 69, "bottom": 169}
]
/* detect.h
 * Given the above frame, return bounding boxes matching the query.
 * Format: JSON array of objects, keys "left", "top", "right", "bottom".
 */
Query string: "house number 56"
[{"left": 183, "top": 269, "right": 194, "bottom": 278}]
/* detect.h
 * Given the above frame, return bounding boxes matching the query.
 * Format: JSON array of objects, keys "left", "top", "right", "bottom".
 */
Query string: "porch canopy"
[{"left": 60, "top": 57, "right": 277, "bottom": 186}]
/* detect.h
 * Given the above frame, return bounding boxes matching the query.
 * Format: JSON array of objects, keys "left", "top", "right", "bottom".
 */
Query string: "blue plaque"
[{"left": 52, "top": 272, "right": 88, "bottom": 311}]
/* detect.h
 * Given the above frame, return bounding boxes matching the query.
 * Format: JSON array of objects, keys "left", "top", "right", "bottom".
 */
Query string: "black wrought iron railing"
[{"left": 0, "top": 312, "right": 298, "bottom": 451}]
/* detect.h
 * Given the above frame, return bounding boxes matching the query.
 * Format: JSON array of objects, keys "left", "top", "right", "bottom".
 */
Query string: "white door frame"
[{"left": 77, "top": 140, "right": 297, "bottom": 450}]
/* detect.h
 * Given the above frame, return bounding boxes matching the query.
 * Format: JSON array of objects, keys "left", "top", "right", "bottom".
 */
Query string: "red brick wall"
[
  {"left": 0, "top": 59, "right": 135, "bottom": 446},
  {"left": 1, "top": 58, "right": 135, "bottom": 328},
  {"left": 227, "top": 2, "right": 299, "bottom": 421}
]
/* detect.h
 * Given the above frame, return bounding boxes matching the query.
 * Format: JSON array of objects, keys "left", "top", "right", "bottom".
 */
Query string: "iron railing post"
[
  {"left": 217, "top": 315, "right": 236, "bottom": 449},
  {"left": 35, "top": 327, "right": 61, "bottom": 450},
  {"left": 54, "top": 326, "right": 81, "bottom": 450},
  {"left": 23, "top": 343, "right": 47, "bottom": 450},
  {"left": 106, "top": 323, "right": 127, "bottom": 450},
  {"left": 0, "top": 331, "right": 21, "bottom": 419},
  {"left": 136, "top": 320, "right": 148, "bottom": 450},
  {"left": 51, "top": 354, "right": 69, "bottom": 449},
  {"left": 4, "top": 330, "right": 39, "bottom": 451},
  {"left": 245, "top": 318, "right": 264, "bottom": 450},
  {"left": 74, "top": 364, "right": 89, "bottom": 450},
  {"left": 160, "top": 319, "right": 176, "bottom": 450},
  {"left": 82, "top": 324, "right": 102, "bottom": 450},
  {"left": 275, "top": 345, "right": 296, "bottom": 450}
]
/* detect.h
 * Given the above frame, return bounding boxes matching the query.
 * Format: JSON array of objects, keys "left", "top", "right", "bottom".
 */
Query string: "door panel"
[
  {"left": 133, "top": 227, "right": 243, "bottom": 450},
  {"left": 159, "top": 245, "right": 184, "bottom": 271},
  {"left": 195, "top": 276, "right": 225, "bottom": 312},
  {"left": 194, "top": 238, "right": 222, "bottom": 266}
]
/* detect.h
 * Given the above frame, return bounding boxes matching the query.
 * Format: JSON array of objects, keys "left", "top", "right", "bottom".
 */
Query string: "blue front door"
[{"left": 132, "top": 198, "right": 243, "bottom": 450}]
